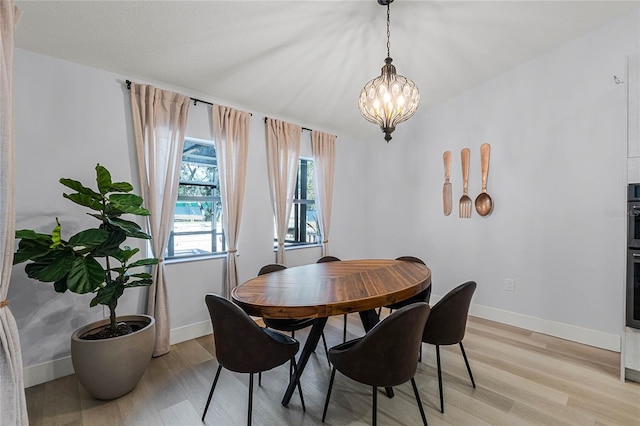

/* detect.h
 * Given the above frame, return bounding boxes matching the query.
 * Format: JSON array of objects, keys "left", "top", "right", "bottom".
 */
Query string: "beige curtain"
[
  {"left": 211, "top": 106, "right": 250, "bottom": 299},
  {"left": 265, "top": 119, "right": 301, "bottom": 264},
  {"left": 0, "top": 2, "right": 27, "bottom": 424},
  {"left": 130, "top": 84, "right": 189, "bottom": 357},
  {"left": 311, "top": 131, "right": 336, "bottom": 256}
]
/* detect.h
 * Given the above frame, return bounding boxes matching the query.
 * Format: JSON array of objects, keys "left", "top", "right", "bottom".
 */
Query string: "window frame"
[{"left": 166, "top": 137, "right": 226, "bottom": 260}]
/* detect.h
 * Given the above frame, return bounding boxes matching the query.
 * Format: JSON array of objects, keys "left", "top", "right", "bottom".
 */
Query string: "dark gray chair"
[
  {"left": 259, "top": 264, "right": 330, "bottom": 366},
  {"left": 422, "top": 281, "right": 477, "bottom": 413},
  {"left": 316, "top": 256, "right": 349, "bottom": 342},
  {"left": 383, "top": 256, "right": 432, "bottom": 312},
  {"left": 202, "top": 294, "right": 304, "bottom": 425},
  {"left": 322, "top": 302, "right": 431, "bottom": 426}
]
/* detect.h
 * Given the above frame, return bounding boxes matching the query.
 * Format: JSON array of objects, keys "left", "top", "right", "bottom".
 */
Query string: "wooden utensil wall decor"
[
  {"left": 443, "top": 151, "right": 452, "bottom": 216},
  {"left": 459, "top": 148, "right": 472, "bottom": 218},
  {"left": 443, "top": 145, "right": 494, "bottom": 218},
  {"left": 475, "top": 143, "right": 493, "bottom": 216}
]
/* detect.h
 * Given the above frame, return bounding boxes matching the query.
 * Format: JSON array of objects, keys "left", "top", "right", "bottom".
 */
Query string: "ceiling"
[{"left": 14, "top": 1, "right": 640, "bottom": 141}]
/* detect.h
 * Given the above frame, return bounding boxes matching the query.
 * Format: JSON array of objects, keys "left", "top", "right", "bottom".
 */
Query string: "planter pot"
[{"left": 71, "top": 314, "right": 155, "bottom": 400}]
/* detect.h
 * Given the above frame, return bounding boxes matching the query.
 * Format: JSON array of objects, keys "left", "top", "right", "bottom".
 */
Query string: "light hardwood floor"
[{"left": 26, "top": 313, "right": 640, "bottom": 425}]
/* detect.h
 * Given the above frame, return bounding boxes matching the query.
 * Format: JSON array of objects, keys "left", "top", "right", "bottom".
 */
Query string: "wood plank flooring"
[{"left": 25, "top": 313, "right": 640, "bottom": 425}]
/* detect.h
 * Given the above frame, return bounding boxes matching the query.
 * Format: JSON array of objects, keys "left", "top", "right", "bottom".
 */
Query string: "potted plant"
[{"left": 13, "top": 164, "right": 158, "bottom": 400}]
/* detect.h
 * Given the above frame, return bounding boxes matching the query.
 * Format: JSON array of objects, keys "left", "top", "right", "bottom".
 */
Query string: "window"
[
  {"left": 275, "top": 158, "right": 320, "bottom": 247},
  {"left": 167, "top": 138, "right": 225, "bottom": 258}
]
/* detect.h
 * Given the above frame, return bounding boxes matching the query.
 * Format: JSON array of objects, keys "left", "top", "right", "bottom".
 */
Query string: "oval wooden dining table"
[{"left": 232, "top": 258, "right": 431, "bottom": 407}]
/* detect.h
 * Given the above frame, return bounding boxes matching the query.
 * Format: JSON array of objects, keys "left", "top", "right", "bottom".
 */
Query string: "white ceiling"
[{"left": 14, "top": 1, "right": 640, "bottom": 141}]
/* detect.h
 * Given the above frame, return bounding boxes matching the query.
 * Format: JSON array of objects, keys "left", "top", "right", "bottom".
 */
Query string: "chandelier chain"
[{"left": 386, "top": 4, "right": 391, "bottom": 58}]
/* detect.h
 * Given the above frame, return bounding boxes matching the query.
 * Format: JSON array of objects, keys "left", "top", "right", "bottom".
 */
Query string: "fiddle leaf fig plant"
[{"left": 14, "top": 164, "right": 158, "bottom": 338}]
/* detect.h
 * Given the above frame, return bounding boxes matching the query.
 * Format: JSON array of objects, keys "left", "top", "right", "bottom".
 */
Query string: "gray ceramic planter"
[{"left": 70, "top": 315, "right": 155, "bottom": 400}]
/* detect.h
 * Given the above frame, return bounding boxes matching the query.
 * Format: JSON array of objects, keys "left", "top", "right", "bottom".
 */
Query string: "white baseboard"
[
  {"left": 24, "top": 303, "right": 621, "bottom": 388},
  {"left": 169, "top": 320, "right": 212, "bottom": 345},
  {"left": 23, "top": 320, "right": 214, "bottom": 388},
  {"left": 23, "top": 356, "right": 74, "bottom": 389},
  {"left": 430, "top": 295, "right": 620, "bottom": 352}
]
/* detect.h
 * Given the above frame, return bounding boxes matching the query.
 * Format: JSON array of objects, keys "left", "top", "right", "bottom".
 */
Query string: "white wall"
[
  {"left": 11, "top": 7, "right": 640, "bottom": 387},
  {"left": 10, "top": 48, "right": 368, "bottom": 382},
  {"left": 364, "top": 9, "right": 639, "bottom": 347}
]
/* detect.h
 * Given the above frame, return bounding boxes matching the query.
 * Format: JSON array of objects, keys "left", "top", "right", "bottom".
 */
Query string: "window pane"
[
  {"left": 169, "top": 139, "right": 225, "bottom": 258},
  {"left": 274, "top": 158, "right": 319, "bottom": 247}
]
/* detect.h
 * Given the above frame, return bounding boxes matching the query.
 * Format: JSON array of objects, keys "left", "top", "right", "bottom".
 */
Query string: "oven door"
[
  {"left": 628, "top": 203, "right": 640, "bottom": 249},
  {"left": 627, "top": 250, "right": 640, "bottom": 329}
]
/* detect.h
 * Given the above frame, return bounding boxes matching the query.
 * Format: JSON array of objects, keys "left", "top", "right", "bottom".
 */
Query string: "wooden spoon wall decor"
[{"left": 474, "top": 143, "right": 494, "bottom": 216}]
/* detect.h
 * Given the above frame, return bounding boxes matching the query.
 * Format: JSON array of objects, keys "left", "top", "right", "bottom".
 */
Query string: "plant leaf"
[
  {"left": 35, "top": 251, "right": 76, "bottom": 282},
  {"left": 107, "top": 217, "right": 151, "bottom": 239},
  {"left": 124, "top": 278, "right": 153, "bottom": 288},
  {"left": 63, "top": 193, "right": 103, "bottom": 211},
  {"left": 109, "top": 194, "right": 150, "bottom": 216},
  {"left": 53, "top": 279, "right": 68, "bottom": 293},
  {"left": 92, "top": 283, "right": 124, "bottom": 307},
  {"left": 110, "top": 182, "right": 133, "bottom": 193},
  {"left": 66, "top": 256, "right": 105, "bottom": 294},
  {"left": 68, "top": 228, "right": 109, "bottom": 249},
  {"left": 59, "top": 178, "right": 101, "bottom": 199},
  {"left": 95, "top": 164, "right": 112, "bottom": 195},
  {"left": 13, "top": 238, "right": 53, "bottom": 264},
  {"left": 128, "top": 258, "right": 159, "bottom": 268}
]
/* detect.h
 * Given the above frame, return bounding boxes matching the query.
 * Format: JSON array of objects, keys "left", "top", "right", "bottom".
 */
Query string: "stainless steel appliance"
[{"left": 627, "top": 184, "right": 640, "bottom": 329}]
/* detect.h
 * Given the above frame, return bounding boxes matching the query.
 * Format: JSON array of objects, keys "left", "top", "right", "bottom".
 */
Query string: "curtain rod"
[
  {"left": 125, "top": 80, "right": 252, "bottom": 114},
  {"left": 264, "top": 117, "right": 336, "bottom": 136}
]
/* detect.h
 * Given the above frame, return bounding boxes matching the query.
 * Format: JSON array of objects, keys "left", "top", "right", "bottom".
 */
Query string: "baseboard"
[
  {"left": 169, "top": 320, "right": 212, "bottom": 345},
  {"left": 24, "top": 303, "right": 621, "bottom": 388},
  {"left": 431, "top": 295, "right": 620, "bottom": 352},
  {"left": 625, "top": 368, "right": 640, "bottom": 382},
  {"left": 24, "top": 320, "right": 214, "bottom": 388},
  {"left": 23, "top": 356, "right": 74, "bottom": 389}
]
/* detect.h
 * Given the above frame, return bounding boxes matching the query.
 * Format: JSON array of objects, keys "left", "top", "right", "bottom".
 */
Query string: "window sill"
[
  {"left": 164, "top": 252, "right": 227, "bottom": 265},
  {"left": 273, "top": 243, "right": 322, "bottom": 252}
]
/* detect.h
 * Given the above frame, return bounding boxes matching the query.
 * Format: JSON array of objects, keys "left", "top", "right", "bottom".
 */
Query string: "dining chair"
[
  {"left": 381, "top": 256, "right": 432, "bottom": 314},
  {"left": 322, "top": 302, "right": 431, "bottom": 426},
  {"left": 259, "top": 264, "right": 330, "bottom": 367},
  {"left": 316, "top": 256, "right": 349, "bottom": 342},
  {"left": 421, "top": 280, "right": 477, "bottom": 413},
  {"left": 202, "top": 294, "right": 304, "bottom": 426}
]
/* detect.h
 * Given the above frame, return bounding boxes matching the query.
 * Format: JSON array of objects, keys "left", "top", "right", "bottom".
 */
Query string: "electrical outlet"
[{"left": 505, "top": 279, "right": 515, "bottom": 291}]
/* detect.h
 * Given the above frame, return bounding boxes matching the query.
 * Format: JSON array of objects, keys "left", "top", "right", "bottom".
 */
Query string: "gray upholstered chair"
[
  {"left": 322, "top": 302, "right": 431, "bottom": 426},
  {"left": 259, "top": 264, "right": 330, "bottom": 365},
  {"left": 202, "top": 293, "right": 304, "bottom": 425},
  {"left": 422, "top": 281, "right": 477, "bottom": 413}
]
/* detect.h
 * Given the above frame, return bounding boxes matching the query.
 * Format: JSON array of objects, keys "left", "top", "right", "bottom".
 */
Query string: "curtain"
[
  {"left": 0, "top": 2, "right": 27, "bottom": 424},
  {"left": 211, "top": 106, "right": 250, "bottom": 299},
  {"left": 311, "top": 131, "right": 336, "bottom": 256},
  {"left": 130, "top": 84, "right": 189, "bottom": 357},
  {"left": 265, "top": 119, "right": 301, "bottom": 264}
]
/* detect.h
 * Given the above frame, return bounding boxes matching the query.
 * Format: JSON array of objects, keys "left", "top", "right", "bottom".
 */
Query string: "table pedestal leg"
[
  {"left": 281, "top": 317, "right": 328, "bottom": 407},
  {"left": 359, "top": 309, "right": 395, "bottom": 398}
]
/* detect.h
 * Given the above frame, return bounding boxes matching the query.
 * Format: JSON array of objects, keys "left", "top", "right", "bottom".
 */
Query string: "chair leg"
[
  {"left": 322, "top": 367, "right": 337, "bottom": 422},
  {"left": 418, "top": 343, "right": 422, "bottom": 363},
  {"left": 321, "top": 332, "right": 330, "bottom": 368},
  {"left": 372, "top": 386, "right": 377, "bottom": 426},
  {"left": 202, "top": 364, "right": 222, "bottom": 421},
  {"left": 248, "top": 373, "right": 254, "bottom": 426},
  {"left": 343, "top": 314, "right": 348, "bottom": 342},
  {"left": 258, "top": 372, "right": 261, "bottom": 387},
  {"left": 411, "top": 377, "right": 428, "bottom": 426},
  {"left": 291, "top": 357, "right": 306, "bottom": 412},
  {"left": 459, "top": 342, "right": 476, "bottom": 388},
  {"left": 436, "top": 345, "right": 444, "bottom": 413}
]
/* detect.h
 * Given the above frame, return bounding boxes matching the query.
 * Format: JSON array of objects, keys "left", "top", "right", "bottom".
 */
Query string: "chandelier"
[{"left": 358, "top": 0, "right": 420, "bottom": 143}]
